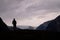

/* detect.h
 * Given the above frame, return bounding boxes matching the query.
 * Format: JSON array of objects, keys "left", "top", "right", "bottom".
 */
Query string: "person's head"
[
  {"left": 13, "top": 18, "right": 16, "bottom": 21},
  {"left": 14, "top": 18, "right": 15, "bottom": 20}
]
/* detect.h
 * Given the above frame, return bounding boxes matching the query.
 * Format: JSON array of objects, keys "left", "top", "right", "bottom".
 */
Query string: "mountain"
[
  {"left": 15, "top": 26, "right": 34, "bottom": 30},
  {"left": 36, "top": 21, "right": 51, "bottom": 30},
  {"left": 36, "top": 15, "right": 60, "bottom": 32},
  {"left": 0, "top": 17, "right": 21, "bottom": 31},
  {"left": 8, "top": 26, "right": 21, "bottom": 31},
  {"left": 0, "top": 17, "right": 34, "bottom": 31},
  {"left": 0, "top": 17, "right": 9, "bottom": 31},
  {"left": 8, "top": 25, "right": 34, "bottom": 31}
]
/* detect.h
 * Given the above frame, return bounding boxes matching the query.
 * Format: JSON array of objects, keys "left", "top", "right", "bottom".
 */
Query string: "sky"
[{"left": 0, "top": 0, "right": 60, "bottom": 27}]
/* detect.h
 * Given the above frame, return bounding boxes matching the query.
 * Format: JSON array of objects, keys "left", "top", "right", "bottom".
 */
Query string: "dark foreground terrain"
[{"left": 0, "top": 30, "right": 56, "bottom": 40}]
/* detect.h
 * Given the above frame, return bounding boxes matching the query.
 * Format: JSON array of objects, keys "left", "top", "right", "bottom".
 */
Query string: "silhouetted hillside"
[
  {"left": 8, "top": 26, "right": 21, "bottom": 31},
  {"left": 36, "top": 21, "right": 51, "bottom": 30},
  {"left": 0, "top": 17, "right": 21, "bottom": 32},
  {"left": 0, "top": 17, "right": 9, "bottom": 32},
  {"left": 17, "top": 26, "right": 34, "bottom": 30},
  {"left": 36, "top": 15, "right": 60, "bottom": 32}
]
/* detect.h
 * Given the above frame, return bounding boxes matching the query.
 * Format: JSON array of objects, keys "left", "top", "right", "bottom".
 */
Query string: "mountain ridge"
[{"left": 36, "top": 15, "right": 60, "bottom": 32}]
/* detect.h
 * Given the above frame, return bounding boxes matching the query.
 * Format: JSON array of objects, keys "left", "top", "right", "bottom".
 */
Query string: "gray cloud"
[
  {"left": 26, "top": 0, "right": 60, "bottom": 12},
  {"left": 0, "top": 0, "right": 60, "bottom": 26}
]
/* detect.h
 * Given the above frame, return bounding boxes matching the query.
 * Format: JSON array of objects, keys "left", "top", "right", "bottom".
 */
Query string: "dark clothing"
[
  {"left": 12, "top": 19, "right": 17, "bottom": 31},
  {"left": 12, "top": 19, "right": 17, "bottom": 28}
]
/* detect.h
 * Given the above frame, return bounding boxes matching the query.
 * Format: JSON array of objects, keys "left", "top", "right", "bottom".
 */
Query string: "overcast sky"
[{"left": 0, "top": 0, "right": 60, "bottom": 27}]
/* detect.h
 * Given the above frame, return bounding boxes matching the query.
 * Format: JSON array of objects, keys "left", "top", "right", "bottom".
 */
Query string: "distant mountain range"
[
  {"left": 36, "top": 15, "right": 60, "bottom": 32},
  {"left": 8, "top": 25, "right": 34, "bottom": 30}
]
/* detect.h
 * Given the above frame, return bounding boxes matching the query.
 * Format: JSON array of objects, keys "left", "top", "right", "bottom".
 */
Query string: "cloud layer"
[{"left": 0, "top": 0, "right": 60, "bottom": 27}]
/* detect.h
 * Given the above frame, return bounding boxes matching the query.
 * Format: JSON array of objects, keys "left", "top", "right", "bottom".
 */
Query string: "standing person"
[{"left": 12, "top": 18, "right": 17, "bottom": 30}]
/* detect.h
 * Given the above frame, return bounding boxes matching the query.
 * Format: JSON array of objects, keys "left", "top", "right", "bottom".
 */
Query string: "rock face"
[
  {"left": 0, "top": 17, "right": 9, "bottom": 31},
  {"left": 36, "top": 15, "right": 60, "bottom": 32}
]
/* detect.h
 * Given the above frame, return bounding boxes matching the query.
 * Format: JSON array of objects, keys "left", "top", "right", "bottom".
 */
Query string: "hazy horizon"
[{"left": 0, "top": 0, "right": 60, "bottom": 27}]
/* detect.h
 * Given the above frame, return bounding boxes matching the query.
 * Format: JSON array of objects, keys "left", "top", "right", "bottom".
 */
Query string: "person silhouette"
[{"left": 12, "top": 18, "right": 17, "bottom": 30}]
